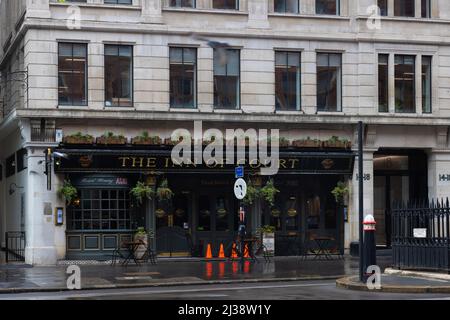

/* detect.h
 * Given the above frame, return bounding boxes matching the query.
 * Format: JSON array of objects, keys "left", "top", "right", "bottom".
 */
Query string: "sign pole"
[
  {"left": 234, "top": 168, "right": 247, "bottom": 271},
  {"left": 358, "top": 121, "right": 364, "bottom": 282}
]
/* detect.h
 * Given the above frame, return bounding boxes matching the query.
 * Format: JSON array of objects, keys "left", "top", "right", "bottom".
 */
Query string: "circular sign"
[{"left": 234, "top": 178, "right": 247, "bottom": 200}]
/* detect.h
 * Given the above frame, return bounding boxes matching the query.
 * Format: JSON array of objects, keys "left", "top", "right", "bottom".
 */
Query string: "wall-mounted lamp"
[{"left": 9, "top": 183, "right": 24, "bottom": 196}]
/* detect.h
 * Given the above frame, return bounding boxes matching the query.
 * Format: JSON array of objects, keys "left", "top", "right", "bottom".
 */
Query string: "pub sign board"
[{"left": 54, "top": 149, "right": 354, "bottom": 175}]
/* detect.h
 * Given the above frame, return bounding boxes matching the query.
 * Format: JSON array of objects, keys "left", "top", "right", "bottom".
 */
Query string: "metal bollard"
[{"left": 363, "top": 214, "right": 377, "bottom": 281}]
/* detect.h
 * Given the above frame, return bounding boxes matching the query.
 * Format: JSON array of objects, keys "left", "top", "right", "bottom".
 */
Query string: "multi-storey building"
[{"left": 1, "top": 0, "right": 449, "bottom": 265}]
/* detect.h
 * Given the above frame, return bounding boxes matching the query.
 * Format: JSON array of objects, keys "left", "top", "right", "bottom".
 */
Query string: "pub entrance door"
[
  {"left": 195, "top": 192, "right": 238, "bottom": 257},
  {"left": 155, "top": 193, "right": 191, "bottom": 257}
]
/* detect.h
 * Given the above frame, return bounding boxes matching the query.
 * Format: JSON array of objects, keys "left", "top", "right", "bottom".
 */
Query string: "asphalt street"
[{"left": 1, "top": 280, "right": 450, "bottom": 300}]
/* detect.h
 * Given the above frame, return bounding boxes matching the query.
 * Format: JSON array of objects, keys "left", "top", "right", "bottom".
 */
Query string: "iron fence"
[
  {"left": 392, "top": 199, "right": 450, "bottom": 273},
  {"left": 5, "top": 232, "right": 26, "bottom": 263}
]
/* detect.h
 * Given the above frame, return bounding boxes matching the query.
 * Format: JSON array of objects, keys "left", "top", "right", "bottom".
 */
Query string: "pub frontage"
[{"left": 54, "top": 143, "right": 355, "bottom": 260}]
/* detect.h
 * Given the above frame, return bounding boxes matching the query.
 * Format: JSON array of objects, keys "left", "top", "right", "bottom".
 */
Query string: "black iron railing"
[
  {"left": 5, "top": 232, "right": 26, "bottom": 263},
  {"left": 392, "top": 199, "right": 450, "bottom": 273}
]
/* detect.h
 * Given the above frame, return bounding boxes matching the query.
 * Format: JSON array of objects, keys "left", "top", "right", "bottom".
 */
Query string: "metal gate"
[
  {"left": 5, "top": 232, "right": 26, "bottom": 263},
  {"left": 392, "top": 199, "right": 450, "bottom": 273}
]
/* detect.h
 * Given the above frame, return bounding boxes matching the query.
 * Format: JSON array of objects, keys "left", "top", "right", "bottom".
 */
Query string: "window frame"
[
  {"left": 212, "top": 0, "right": 239, "bottom": 10},
  {"left": 275, "top": 51, "right": 302, "bottom": 111},
  {"left": 315, "top": 0, "right": 340, "bottom": 16},
  {"left": 274, "top": 0, "right": 300, "bottom": 14},
  {"left": 394, "top": 54, "right": 416, "bottom": 114},
  {"left": 104, "top": 44, "right": 134, "bottom": 108},
  {"left": 213, "top": 48, "right": 241, "bottom": 110},
  {"left": 169, "top": 0, "right": 196, "bottom": 8},
  {"left": 378, "top": 54, "right": 389, "bottom": 113},
  {"left": 169, "top": 46, "right": 198, "bottom": 109},
  {"left": 316, "top": 52, "right": 342, "bottom": 112},
  {"left": 422, "top": 55, "right": 432, "bottom": 114},
  {"left": 58, "top": 42, "right": 88, "bottom": 106}
]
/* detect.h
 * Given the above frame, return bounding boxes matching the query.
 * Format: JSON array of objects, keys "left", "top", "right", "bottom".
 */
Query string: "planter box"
[
  {"left": 292, "top": 140, "right": 321, "bottom": 148},
  {"left": 131, "top": 136, "right": 162, "bottom": 146},
  {"left": 63, "top": 136, "right": 94, "bottom": 145},
  {"left": 134, "top": 234, "right": 148, "bottom": 260},
  {"left": 96, "top": 136, "right": 127, "bottom": 145},
  {"left": 323, "top": 141, "right": 348, "bottom": 149}
]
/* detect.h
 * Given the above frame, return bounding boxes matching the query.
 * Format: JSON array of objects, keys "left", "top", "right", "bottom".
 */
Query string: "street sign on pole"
[
  {"left": 235, "top": 166, "right": 244, "bottom": 179},
  {"left": 234, "top": 178, "right": 247, "bottom": 200}
]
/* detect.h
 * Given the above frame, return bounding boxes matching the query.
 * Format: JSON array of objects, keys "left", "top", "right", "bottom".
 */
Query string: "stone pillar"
[
  {"left": 301, "top": 0, "right": 315, "bottom": 15},
  {"left": 26, "top": 0, "right": 51, "bottom": 19},
  {"left": 346, "top": 150, "right": 375, "bottom": 249},
  {"left": 25, "top": 147, "right": 66, "bottom": 265},
  {"left": 141, "top": 0, "right": 164, "bottom": 24},
  {"left": 428, "top": 151, "right": 450, "bottom": 200},
  {"left": 356, "top": 0, "right": 377, "bottom": 16},
  {"left": 247, "top": 0, "right": 270, "bottom": 29},
  {"left": 387, "top": 0, "right": 394, "bottom": 17},
  {"left": 415, "top": 0, "right": 421, "bottom": 18}
]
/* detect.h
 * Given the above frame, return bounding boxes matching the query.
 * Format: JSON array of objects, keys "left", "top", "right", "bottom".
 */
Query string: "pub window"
[
  {"left": 422, "top": 56, "right": 432, "bottom": 113},
  {"left": 394, "top": 0, "right": 415, "bottom": 17},
  {"left": 169, "top": 0, "right": 195, "bottom": 7},
  {"left": 395, "top": 55, "right": 415, "bottom": 113},
  {"left": 215, "top": 196, "right": 230, "bottom": 232},
  {"left": 58, "top": 43, "right": 87, "bottom": 106},
  {"left": 378, "top": 0, "right": 388, "bottom": 16},
  {"left": 421, "top": 0, "right": 431, "bottom": 18},
  {"left": 214, "top": 49, "right": 240, "bottom": 109},
  {"left": 316, "top": 0, "right": 339, "bottom": 15},
  {"left": 317, "top": 52, "right": 342, "bottom": 112},
  {"left": 105, "top": 45, "right": 133, "bottom": 107},
  {"left": 274, "top": 0, "right": 299, "bottom": 14},
  {"left": 67, "top": 189, "right": 131, "bottom": 231},
  {"left": 6, "top": 154, "right": 15, "bottom": 178},
  {"left": 213, "top": 0, "right": 238, "bottom": 10},
  {"left": 104, "top": 0, "right": 132, "bottom": 4},
  {"left": 16, "top": 149, "right": 27, "bottom": 173},
  {"left": 378, "top": 54, "right": 389, "bottom": 112},
  {"left": 275, "top": 51, "right": 301, "bottom": 111},
  {"left": 269, "top": 197, "right": 283, "bottom": 231},
  {"left": 170, "top": 47, "right": 197, "bottom": 108}
]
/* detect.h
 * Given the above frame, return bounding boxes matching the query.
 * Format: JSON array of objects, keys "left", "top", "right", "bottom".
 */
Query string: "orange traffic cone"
[
  {"left": 231, "top": 243, "right": 238, "bottom": 259},
  {"left": 205, "top": 243, "right": 213, "bottom": 259},
  {"left": 218, "top": 243, "right": 225, "bottom": 259},
  {"left": 244, "top": 244, "right": 250, "bottom": 258}
]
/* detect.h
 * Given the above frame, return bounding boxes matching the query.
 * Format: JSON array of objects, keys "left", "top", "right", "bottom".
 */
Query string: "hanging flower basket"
[
  {"left": 292, "top": 138, "right": 321, "bottom": 148},
  {"left": 155, "top": 208, "right": 166, "bottom": 219}
]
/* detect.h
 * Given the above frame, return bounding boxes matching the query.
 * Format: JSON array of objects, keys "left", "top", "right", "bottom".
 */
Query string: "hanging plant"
[
  {"left": 242, "top": 180, "right": 261, "bottom": 206},
  {"left": 156, "top": 179, "right": 174, "bottom": 202},
  {"left": 58, "top": 180, "right": 78, "bottom": 205},
  {"left": 331, "top": 181, "right": 349, "bottom": 204},
  {"left": 130, "top": 181, "right": 154, "bottom": 206},
  {"left": 261, "top": 179, "right": 280, "bottom": 208}
]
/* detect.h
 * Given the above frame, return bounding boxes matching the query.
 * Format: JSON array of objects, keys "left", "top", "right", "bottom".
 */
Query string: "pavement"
[
  {"left": 3, "top": 280, "right": 450, "bottom": 300},
  {"left": 0, "top": 255, "right": 390, "bottom": 294},
  {"left": 2, "top": 252, "right": 450, "bottom": 296},
  {"left": 337, "top": 273, "right": 450, "bottom": 293}
]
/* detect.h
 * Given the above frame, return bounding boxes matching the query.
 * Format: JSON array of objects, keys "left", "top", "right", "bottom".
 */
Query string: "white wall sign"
[{"left": 413, "top": 228, "right": 427, "bottom": 238}]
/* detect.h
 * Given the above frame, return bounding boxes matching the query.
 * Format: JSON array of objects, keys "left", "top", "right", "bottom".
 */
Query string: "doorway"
[
  {"left": 195, "top": 192, "right": 238, "bottom": 257},
  {"left": 373, "top": 150, "right": 428, "bottom": 247},
  {"left": 155, "top": 193, "right": 191, "bottom": 256}
]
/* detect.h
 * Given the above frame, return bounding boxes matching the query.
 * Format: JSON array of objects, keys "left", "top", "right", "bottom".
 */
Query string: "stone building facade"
[{"left": 1, "top": 0, "right": 450, "bottom": 265}]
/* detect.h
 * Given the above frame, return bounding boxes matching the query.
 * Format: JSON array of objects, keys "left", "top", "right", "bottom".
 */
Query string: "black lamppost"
[{"left": 358, "top": 121, "right": 364, "bottom": 282}]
